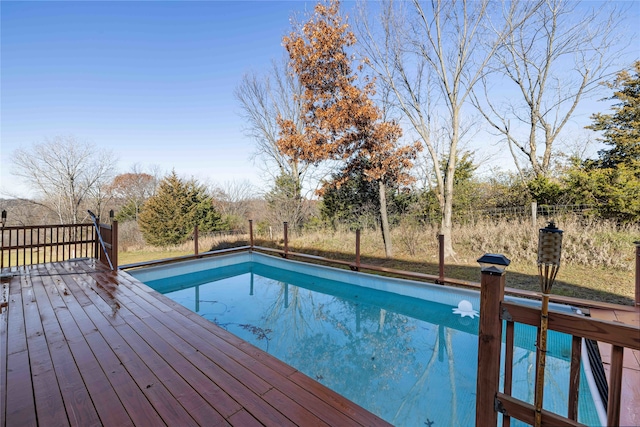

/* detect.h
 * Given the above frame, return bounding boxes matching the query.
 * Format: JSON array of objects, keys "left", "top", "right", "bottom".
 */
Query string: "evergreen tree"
[
  {"left": 264, "top": 173, "right": 307, "bottom": 230},
  {"left": 587, "top": 61, "right": 640, "bottom": 168},
  {"left": 565, "top": 62, "right": 640, "bottom": 222},
  {"left": 320, "top": 165, "right": 380, "bottom": 228},
  {"left": 138, "top": 171, "right": 221, "bottom": 246}
]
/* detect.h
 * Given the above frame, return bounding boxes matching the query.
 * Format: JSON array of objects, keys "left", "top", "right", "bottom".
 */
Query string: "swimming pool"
[{"left": 130, "top": 252, "right": 603, "bottom": 426}]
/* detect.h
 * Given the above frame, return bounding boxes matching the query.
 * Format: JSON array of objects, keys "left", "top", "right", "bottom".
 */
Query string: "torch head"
[{"left": 537, "top": 221, "right": 563, "bottom": 268}]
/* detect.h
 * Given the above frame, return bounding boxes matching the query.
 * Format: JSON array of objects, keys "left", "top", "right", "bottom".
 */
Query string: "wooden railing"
[
  {"left": 98, "top": 220, "right": 118, "bottom": 270},
  {"left": 1, "top": 221, "right": 118, "bottom": 270},
  {"left": 476, "top": 267, "right": 640, "bottom": 427}
]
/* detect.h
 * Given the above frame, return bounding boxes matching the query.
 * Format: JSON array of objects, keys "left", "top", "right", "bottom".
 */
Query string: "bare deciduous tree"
[
  {"left": 357, "top": 0, "right": 536, "bottom": 257},
  {"left": 471, "top": 0, "right": 624, "bottom": 179},
  {"left": 235, "top": 58, "right": 320, "bottom": 230},
  {"left": 109, "top": 166, "right": 157, "bottom": 221},
  {"left": 13, "top": 135, "right": 117, "bottom": 224},
  {"left": 211, "top": 179, "right": 256, "bottom": 230},
  {"left": 235, "top": 58, "right": 310, "bottom": 192}
]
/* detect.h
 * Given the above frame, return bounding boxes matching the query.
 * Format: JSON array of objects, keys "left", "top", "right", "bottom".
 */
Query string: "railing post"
[
  {"left": 355, "top": 229, "right": 361, "bottom": 271},
  {"left": 1, "top": 210, "right": 5, "bottom": 270},
  {"left": 438, "top": 234, "right": 445, "bottom": 284},
  {"left": 111, "top": 220, "right": 118, "bottom": 270},
  {"left": 476, "top": 260, "right": 507, "bottom": 427},
  {"left": 249, "top": 220, "right": 254, "bottom": 249},
  {"left": 94, "top": 225, "right": 99, "bottom": 261},
  {"left": 194, "top": 225, "right": 199, "bottom": 256},
  {"left": 635, "top": 241, "right": 640, "bottom": 307},
  {"left": 283, "top": 222, "right": 288, "bottom": 258}
]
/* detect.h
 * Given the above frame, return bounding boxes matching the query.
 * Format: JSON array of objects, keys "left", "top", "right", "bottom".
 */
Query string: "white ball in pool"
[
  {"left": 452, "top": 299, "right": 478, "bottom": 318},
  {"left": 457, "top": 300, "right": 473, "bottom": 312}
]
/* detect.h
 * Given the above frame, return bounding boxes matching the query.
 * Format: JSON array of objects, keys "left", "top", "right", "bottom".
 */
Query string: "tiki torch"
[{"left": 533, "top": 221, "right": 563, "bottom": 427}]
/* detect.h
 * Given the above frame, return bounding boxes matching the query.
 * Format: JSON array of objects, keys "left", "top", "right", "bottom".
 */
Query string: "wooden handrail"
[
  {"left": 501, "top": 301, "right": 640, "bottom": 349},
  {"left": 478, "top": 263, "right": 640, "bottom": 427},
  {"left": 1, "top": 223, "right": 97, "bottom": 269},
  {"left": 1, "top": 221, "right": 118, "bottom": 270},
  {"left": 496, "top": 393, "right": 583, "bottom": 427}
]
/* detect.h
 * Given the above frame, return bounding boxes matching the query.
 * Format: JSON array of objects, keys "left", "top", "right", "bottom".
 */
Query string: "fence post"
[
  {"left": 194, "top": 225, "right": 199, "bottom": 256},
  {"left": 476, "top": 258, "right": 508, "bottom": 427},
  {"left": 354, "top": 229, "right": 361, "bottom": 271},
  {"left": 249, "top": 220, "right": 254, "bottom": 249},
  {"left": 438, "top": 234, "right": 445, "bottom": 284},
  {"left": 283, "top": 222, "right": 289, "bottom": 258},
  {"left": 531, "top": 202, "right": 537, "bottom": 237},
  {"left": 635, "top": 241, "right": 640, "bottom": 307}
]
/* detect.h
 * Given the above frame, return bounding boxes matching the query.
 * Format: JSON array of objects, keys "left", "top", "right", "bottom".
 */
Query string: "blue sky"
[
  {"left": 1, "top": 1, "right": 320, "bottom": 197},
  {"left": 1, "top": 1, "right": 638, "bottom": 199}
]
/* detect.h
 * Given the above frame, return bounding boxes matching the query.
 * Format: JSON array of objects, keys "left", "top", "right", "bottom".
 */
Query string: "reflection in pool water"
[{"left": 139, "top": 259, "right": 600, "bottom": 427}]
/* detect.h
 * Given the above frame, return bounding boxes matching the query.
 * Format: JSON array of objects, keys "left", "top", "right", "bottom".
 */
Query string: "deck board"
[
  {"left": 0, "top": 282, "right": 6, "bottom": 427},
  {"left": 1, "top": 260, "right": 391, "bottom": 426},
  {"left": 590, "top": 307, "right": 640, "bottom": 427},
  {"left": 6, "top": 276, "right": 37, "bottom": 427},
  {"left": 33, "top": 274, "right": 103, "bottom": 427},
  {"left": 22, "top": 276, "right": 68, "bottom": 427}
]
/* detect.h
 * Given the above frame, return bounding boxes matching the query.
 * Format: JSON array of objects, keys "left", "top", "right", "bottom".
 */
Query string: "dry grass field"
[{"left": 117, "top": 217, "right": 639, "bottom": 306}]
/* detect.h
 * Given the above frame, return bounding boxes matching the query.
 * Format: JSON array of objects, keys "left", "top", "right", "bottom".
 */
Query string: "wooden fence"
[
  {"left": 476, "top": 268, "right": 640, "bottom": 427},
  {"left": 1, "top": 221, "right": 118, "bottom": 270}
]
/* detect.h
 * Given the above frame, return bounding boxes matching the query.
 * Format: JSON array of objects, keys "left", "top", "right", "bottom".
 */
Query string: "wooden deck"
[
  {"left": 590, "top": 306, "right": 640, "bottom": 427},
  {"left": 0, "top": 259, "right": 390, "bottom": 427}
]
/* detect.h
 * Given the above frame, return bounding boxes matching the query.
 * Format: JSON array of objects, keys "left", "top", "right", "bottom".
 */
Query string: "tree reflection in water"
[
  {"left": 182, "top": 275, "right": 477, "bottom": 426},
  {"left": 157, "top": 268, "right": 596, "bottom": 427}
]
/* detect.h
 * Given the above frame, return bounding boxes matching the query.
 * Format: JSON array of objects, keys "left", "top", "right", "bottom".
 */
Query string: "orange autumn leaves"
[{"left": 276, "top": 0, "right": 420, "bottom": 190}]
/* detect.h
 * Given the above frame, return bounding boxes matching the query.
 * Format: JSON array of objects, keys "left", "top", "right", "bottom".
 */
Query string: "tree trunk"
[
  {"left": 441, "top": 192, "right": 455, "bottom": 258},
  {"left": 441, "top": 107, "right": 458, "bottom": 259},
  {"left": 378, "top": 180, "right": 393, "bottom": 258}
]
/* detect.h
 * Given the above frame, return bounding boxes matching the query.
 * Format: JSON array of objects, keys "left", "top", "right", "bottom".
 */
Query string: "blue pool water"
[{"left": 131, "top": 253, "right": 602, "bottom": 427}]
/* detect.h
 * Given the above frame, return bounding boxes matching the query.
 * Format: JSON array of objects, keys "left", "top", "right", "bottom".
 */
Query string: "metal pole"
[
  {"left": 475, "top": 267, "right": 506, "bottom": 427},
  {"left": 438, "top": 234, "right": 445, "bottom": 284}
]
